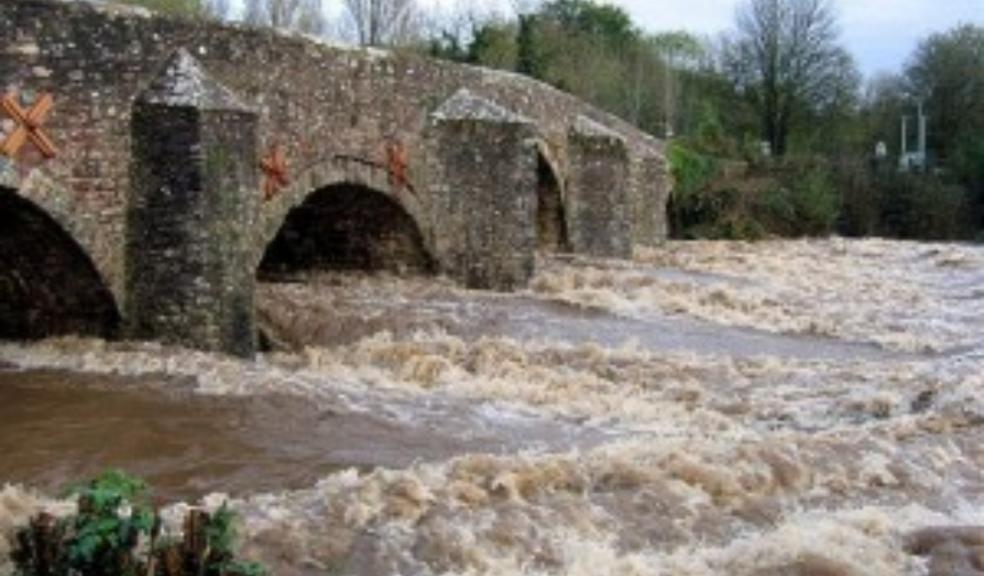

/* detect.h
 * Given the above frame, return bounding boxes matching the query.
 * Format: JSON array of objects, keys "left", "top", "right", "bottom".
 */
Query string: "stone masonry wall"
[
  {"left": 566, "top": 117, "right": 632, "bottom": 258},
  {"left": 0, "top": 0, "right": 669, "bottom": 320},
  {"left": 126, "top": 50, "right": 259, "bottom": 356},
  {"left": 427, "top": 91, "right": 538, "bottom": 290}
]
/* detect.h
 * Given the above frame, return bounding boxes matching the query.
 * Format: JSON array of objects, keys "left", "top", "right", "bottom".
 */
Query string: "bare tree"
[
  {"left": 724, "top": 0, "right": 858, "bottom": 156},
  {"left": 203, "top": 0, "right": 230, "bottom": 21},
  {"left": 245, "top": 0, "right": 326, "bottom": 34},
  {"left": 341, "top": 0, "right": 419, "bottom": 46}
]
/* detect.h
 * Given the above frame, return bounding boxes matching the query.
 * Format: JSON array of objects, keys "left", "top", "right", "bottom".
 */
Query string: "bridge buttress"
[
  {"left": 566, "top": 116, "right": 632, "bottom": 259},
  {"left": 426, "top": 90, "right": 538, "bottom": 291},
  {"left": 126, "top": 49, "right": 258, "bottom": 358}
]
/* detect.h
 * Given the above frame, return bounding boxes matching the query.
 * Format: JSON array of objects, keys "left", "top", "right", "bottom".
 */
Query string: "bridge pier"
[
  {"left": 566, "top": 116, "right": 632, "bottom": 259},
  {"left": 125, "top": 50, "right": 258, "bottom": 358},
  {"left": 427, "top": 90, "right": 537, "bottom": 291}
]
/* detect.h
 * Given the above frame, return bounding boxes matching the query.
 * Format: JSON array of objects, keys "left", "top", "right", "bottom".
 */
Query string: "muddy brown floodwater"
[
  {"left": 0, "top": 371, "right": 607, "bottom": 502},
  {"left": 1, "top": 239, "right": 983, "bottom": 576}
]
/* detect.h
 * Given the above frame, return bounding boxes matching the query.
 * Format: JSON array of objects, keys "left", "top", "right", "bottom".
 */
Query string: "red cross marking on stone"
[
  {"left": 386, "top": 139, "right": 409, "bottom": 192},
  {"left": 1, "top": 92, "right": 58, "bottom": 160},
  {"left": 260, "top": 143, "right": 289, "bottom": 202}
]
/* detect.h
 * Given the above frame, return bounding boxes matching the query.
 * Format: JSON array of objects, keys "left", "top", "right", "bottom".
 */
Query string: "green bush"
[
  {"left": 788, "top": 166, "right": 840, "bottom": 235},
  {"left": 670, "top": 141, "right": 976, "bottom": 241},
  {"left": 66, "top": 470, "right": 156, "bottom": 574},
  {"left": 11, "top": 470, "right": 267, "bottom": 576},
  {"left": 669, "top": 148, "right": 842, "bottom": 239},
  {"left": 668, "top": 141, "right": 720, "bottom": 197},
  {"left": 878, "top": 173, "right": 972, "bottom": 240}
]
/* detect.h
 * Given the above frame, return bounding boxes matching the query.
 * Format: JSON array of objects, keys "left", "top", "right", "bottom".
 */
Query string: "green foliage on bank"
[
  {"left": 839, "top": 164, "right": 974, "bottom": 240},
  {"left": 669, "top": 142, "right": 976, "bottom": 241},
  {"left": 11, "top": 470, "right": 267, "bottom": 576},
  {"left": 668, "top": 117, "right": 844, "bottom": 241},
  {"left": 668, "top": 142, "right": 720, "bottom": 198},
  {"left": 425, "top": 0, "right": 983, "bottom": 242}
]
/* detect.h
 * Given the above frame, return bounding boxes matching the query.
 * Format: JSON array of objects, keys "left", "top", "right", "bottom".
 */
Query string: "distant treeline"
[
  {"left": 106, "top": 0, "right": 984, "bottom": 241},
  {"left": 425, "top": 0, "right": 984, "bottom": 242}
]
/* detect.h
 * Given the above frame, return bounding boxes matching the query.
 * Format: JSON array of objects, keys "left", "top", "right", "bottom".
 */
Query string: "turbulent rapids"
[{"left": 2, "top": 239, "right": 983, "bottom": 575}]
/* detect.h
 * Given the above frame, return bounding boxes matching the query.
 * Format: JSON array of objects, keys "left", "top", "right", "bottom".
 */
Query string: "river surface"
[{"left": 1, "top": 239, "right": 983, "bottom": 575}]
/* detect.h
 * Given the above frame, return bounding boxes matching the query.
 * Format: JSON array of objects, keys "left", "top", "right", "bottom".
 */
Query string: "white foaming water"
[
  {"left": 1, "top": 239, "right": 982, "bottom": 576},
  {"left": 534, "top": 238, "right": 984, "bottom": 354}
]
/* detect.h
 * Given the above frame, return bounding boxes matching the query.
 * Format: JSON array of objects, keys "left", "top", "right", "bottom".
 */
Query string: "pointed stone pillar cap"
[
  {"left": 136, "top": 48, "right": 252, "bottom": 112},
  {"left": 571, "top": 115, "right": 626, "bottom": 144},
  {"left": 432, "top": 89, "right": 531, "bottom": 124}
]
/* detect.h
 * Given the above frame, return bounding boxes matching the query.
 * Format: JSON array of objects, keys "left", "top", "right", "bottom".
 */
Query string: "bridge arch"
[
  {"left": 0, "top": 185, "right": 121, "bottom": 340},
  {"left": 256, "top": 156, "right": 434, "bottom": 278},
  {"left": 534, "top": 141, "right": 570, "bottom": 253}
]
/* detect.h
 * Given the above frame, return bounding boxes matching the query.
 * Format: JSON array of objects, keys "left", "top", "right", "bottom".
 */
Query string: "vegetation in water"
[{"left": 10, "top": 470, "right": 267, "bottom": 576}]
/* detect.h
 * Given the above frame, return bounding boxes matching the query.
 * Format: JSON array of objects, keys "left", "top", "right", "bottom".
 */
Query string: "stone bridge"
[{"left": 0, "top": 0, "right": 669, "bottom": 357}]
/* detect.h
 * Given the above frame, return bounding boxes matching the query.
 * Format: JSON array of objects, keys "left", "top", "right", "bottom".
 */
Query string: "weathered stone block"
[
  {"left": 566, "top": 116, "right": 632, "bottom": 258},
  {"left": 427, "top": 90, "right": 537, "bottom": 291},
  {"left": 126, "top": 49, "right": 258, "bottom": 357},
  {"left": 630, "top": 150, "right": 670, "bottom": 245}
]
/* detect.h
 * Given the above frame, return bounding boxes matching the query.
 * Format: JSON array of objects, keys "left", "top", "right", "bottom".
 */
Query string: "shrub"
[
  {"left": 668, "top": 141, "right": 720, "bottom": 197},
  {"left": 787, "top": 166, "right": 840, "bottom": 235},
  {"left": 670, "top": 143, "right": 976, "bottom": 241},
  {"left": 11, "top": 470, "right": 267, "bottom": 576},
  {"left": 878, "top": 173, "right": 972, "bottom": 240},
  {"left": 669, "top": 148, "right": 841, "bottom": 239}
]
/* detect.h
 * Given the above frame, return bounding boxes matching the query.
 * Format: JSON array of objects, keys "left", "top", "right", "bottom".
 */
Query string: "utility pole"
[
  {"left": 898, "top": 101, "right": 928, "bottom": 172},
  {"left": 917, "top": 100, "right": 927, "bottom": 167},
  {"left": 900, "top": 114, "right": 908, "bottom": 170}
]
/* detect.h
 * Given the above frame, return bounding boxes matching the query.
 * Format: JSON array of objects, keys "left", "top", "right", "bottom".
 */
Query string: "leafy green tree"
[
  {"left": 539, "top": 0, "right": 637, "bottom": 50},
  {"left": 905, "top": 24, "right": 984, "bottom": 220},
  {"left": 516, "top": 14, "right": 546, "bottom": 78},
  {"left": 426, "top": 0, "right": 670, "bottom": 134},
  {"left": 906, "top": 25, "right": 984, "bottom": 163},
  {"left": 469, "top": 22, "right": 519, "bottom": 69}
]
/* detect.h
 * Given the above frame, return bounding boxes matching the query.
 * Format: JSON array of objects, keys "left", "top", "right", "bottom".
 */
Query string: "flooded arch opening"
[
  {"left": 258, "top": 183, "right": 435, "bottom": 280},
  {"left": 0, "top": 187, "right": 120, "bottom": 340},
  {"left": 536, "top": 152, "right": 570, "bottom": 253}
]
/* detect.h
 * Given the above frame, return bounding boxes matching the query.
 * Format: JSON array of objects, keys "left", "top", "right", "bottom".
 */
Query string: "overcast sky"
[
  {"left": 621, "top": 0, "right": 982, "bottom": 76},
  {"left": 403, "top": 0, "right": 983, "bottom": 78}
]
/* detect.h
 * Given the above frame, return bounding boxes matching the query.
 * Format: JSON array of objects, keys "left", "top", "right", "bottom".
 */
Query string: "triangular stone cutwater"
[
  {"left": 137, "top": 48, "right": 251, "bottom": 113},
  {"left": 432, "top": 89, "right": 532, "bottom": 125}
]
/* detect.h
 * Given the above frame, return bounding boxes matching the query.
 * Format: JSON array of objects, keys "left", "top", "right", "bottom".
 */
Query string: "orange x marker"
[
  {"left": 260, "top": 143, "right": 289, "bottom": 201},
  {"left": 1, "top": 92, "right": 57, "bottom": 160}
]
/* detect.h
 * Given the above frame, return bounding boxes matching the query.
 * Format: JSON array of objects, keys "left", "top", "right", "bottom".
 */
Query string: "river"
[{"left": 1, "top": 238, "right": 983, "bottom": 575}]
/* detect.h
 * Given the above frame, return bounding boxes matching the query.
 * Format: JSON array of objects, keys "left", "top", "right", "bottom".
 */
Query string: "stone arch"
[
  {"left": 254, "top": 155, "right": 431, "bottom": 271},
  {"left": 0, "top": 185, "right": 121, "bottom": 340},
  {"left": 534, "top": 140, "right": 570, "bottom": 253},
  {"left": 1, "top": 169, "right": 120, "bottom": 301},
  {"left": 255, "top": 156, "right": 435, "bottom": 278}
]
